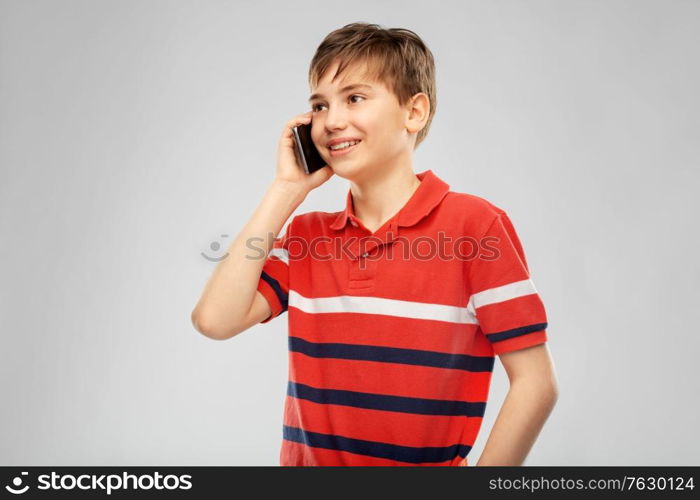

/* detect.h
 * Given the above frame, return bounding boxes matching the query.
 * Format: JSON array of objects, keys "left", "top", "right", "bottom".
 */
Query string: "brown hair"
[{"left": 308, "top": 22, "right": 437, "bottom": 150}]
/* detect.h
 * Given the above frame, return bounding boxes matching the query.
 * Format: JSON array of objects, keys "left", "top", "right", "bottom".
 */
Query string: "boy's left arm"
[{"left": 475, "top": 342, "right": 559, "bottom": 466}]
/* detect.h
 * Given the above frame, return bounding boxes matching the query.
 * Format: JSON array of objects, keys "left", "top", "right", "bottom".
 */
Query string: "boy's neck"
[{"left": 348, "top": 165, "right": 422, "bottom": 234}]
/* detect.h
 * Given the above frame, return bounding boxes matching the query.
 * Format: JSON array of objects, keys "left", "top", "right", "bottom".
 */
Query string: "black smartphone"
[{"left": 292, "top": 122, "right": 327, "bottom": 175}]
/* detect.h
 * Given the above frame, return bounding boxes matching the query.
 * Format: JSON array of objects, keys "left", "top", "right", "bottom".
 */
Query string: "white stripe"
[
  {"left": 288, "top": 289, "right": 479, "bottom": 325},
  {"left": 268, "top": 248, "right": 289, "bottom": 265},
  {"left": 469, "top": 278, "right": 538, "bottom": 310}
]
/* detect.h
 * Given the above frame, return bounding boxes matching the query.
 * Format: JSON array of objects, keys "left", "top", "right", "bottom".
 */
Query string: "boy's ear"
[{"left": 405, "top": 92, "right": 430, "bottom": 134}]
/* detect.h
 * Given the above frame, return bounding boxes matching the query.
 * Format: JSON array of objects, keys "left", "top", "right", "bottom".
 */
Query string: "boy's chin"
[{"left": 327, "top": 161, "right": 370, "bottom": 181}]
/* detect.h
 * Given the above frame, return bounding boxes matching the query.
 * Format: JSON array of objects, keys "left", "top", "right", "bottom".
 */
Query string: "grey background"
[{"left": 1, "top": 0, "right": 698, "bottom": 465}]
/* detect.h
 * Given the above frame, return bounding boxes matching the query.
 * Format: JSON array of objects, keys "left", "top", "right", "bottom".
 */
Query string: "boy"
[{"left": 192, "top": 22, "right": 558, "bottom": 466}]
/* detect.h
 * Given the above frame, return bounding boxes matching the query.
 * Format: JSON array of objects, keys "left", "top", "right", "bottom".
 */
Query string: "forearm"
[
  {"left": 475, "top": 378, "right": 558, "bottom": 466},
  {"left": 192, "top": 180, "right": 306, "bottom": 335}
]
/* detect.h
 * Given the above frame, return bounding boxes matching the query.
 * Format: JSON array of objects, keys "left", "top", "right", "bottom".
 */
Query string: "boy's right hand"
[{"left": 274, "top": 111, "right": 335, "bottom": 194}]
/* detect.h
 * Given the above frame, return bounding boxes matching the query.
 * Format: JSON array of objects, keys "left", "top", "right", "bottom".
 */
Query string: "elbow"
[
  {"left": 551, "top": 376, "right": 560, "bottom": 402},
  {"left": 191, "top": 308, "right": 240, "bottom": 341},
  {"left": 511, "top": 373, "right": 560, "bottom": 408},
  {"left": 191, "top": 308, "right": 216, "bottom": 339},
  {"left": 542, "top": 375, "right": 560, "bottom": 410},
  {"left": 547, "top": 368, "right": 560, "bottom": 403}
]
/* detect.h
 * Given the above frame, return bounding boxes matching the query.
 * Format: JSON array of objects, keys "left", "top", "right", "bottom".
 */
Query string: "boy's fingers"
[{"left": 281, "top": 112, "right": 312, "bottom": 140}]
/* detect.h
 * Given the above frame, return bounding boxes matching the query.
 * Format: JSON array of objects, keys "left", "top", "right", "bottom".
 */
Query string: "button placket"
[
  {"left": 349, "top": 235, "right": 378, "bottom": 284},
  {"left": 345, "top": 216, "right": 398, "bottom": 290},
  {"left": 349, "top": 253, "right": 377, "bottom": 286}
]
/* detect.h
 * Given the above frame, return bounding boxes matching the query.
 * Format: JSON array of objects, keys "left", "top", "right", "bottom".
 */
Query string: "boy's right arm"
[
  {"left": 191, "top": 110, "right": 334, "bottom": 340},
  {"left": 191, "top": 180, "right": 306, "bottom": 340}
]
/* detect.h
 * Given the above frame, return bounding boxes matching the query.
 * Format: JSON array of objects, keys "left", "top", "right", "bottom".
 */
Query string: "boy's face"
[{"left": 308, "top": 59, "right": 419, "bottom": 181}]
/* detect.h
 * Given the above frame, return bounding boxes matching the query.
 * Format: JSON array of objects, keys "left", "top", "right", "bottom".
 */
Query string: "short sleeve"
[
  {"left": 256, "top": 218, "right": 293, "bottom": 324},
  {"left": 467, "top": 211, "right": 548, "bottom": 355}
]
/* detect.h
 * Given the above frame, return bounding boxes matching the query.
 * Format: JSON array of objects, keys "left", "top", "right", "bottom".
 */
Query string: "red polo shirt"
[{"left": 256, "top": 169, "right": 549, "bottom": 466}]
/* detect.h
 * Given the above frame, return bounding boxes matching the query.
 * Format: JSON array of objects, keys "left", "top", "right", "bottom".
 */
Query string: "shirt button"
[{"left": 361, "top": 252, "right": 368, "bottom": 258}]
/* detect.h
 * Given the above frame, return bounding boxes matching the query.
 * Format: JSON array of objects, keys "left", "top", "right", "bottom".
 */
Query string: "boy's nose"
[{"left": 324, "top": 110, "right": 348, "bottom": 130}]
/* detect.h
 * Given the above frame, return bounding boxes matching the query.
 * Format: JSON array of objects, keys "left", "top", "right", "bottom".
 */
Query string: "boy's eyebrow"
[{"left": 308, "top": 83, "right": 373, "bottom": 102}]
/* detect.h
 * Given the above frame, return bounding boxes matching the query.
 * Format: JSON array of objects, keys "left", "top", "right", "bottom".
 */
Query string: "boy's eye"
[{"left": 311, "top": 94, "right": 365, "bottom": 112}]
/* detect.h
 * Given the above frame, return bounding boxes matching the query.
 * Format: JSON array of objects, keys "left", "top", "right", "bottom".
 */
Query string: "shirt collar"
[{"left": 329, "top": 169, "right": 450, "bottom": 231}]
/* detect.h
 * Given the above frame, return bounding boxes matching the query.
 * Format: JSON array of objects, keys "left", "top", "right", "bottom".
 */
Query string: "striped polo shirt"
[{"left": 256, "top": 168, "right": 549, "bottom": 466}]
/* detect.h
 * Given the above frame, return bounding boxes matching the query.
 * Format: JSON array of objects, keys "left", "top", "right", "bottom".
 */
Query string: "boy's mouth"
[{"left": 328, "top": 139, "right": 361, "bottom": 157}]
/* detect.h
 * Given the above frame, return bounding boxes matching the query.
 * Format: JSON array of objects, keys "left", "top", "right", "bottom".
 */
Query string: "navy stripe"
[
  {"left": 287, "top": 381, "right": 486, "bottom": 417},
  {"left": 283, "top": 425, "right": 471, "bottom": 464},
  {"left": 486, "top": 322, "right": 548, "bottom": 342},
  {"left": 289, "top": 336, "right": 494, "bottom": 372},
  {"left": 260, "top": 271, "right": 288, "bottom": 311}
]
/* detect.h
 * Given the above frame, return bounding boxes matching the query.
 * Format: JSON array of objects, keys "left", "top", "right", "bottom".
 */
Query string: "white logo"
[{"left": 5, "top": 472, "right": 29, "bottom": 495}]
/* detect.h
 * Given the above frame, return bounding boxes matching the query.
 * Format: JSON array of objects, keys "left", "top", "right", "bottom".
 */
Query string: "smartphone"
[{"left": 292, "top": 122, "right": 327, "bottom": 175}]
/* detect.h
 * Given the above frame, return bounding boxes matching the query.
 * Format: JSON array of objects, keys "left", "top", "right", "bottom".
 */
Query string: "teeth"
[{"left": 329, "top": 140, "right": 359, "bottom": 150}]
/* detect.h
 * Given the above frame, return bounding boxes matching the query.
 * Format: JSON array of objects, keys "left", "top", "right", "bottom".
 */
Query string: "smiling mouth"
[{"left": 328, "top": 140, "right": 362, "bottom": 156}]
